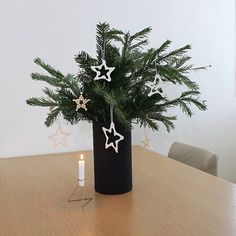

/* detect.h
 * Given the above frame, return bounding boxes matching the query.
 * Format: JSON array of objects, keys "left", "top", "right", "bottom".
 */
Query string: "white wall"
[{"left": 0, "top": 0, "right": 235, "bottom": 182}]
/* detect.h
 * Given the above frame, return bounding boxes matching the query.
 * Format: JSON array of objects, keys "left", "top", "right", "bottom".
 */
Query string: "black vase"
[{"left": 92, "top": 121, "right": 132, "bottom": 194}]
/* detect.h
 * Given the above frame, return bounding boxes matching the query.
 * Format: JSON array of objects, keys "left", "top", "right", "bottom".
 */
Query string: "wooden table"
[{"left": 0, "top": 146, "right": 236, "bottom": 236}]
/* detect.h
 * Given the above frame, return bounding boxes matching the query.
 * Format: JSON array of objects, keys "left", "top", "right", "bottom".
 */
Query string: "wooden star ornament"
[
  {"left": 91, "top": 60, "right": 115, "bottom": 82},
  {"left": 102, "top": 122, "right": 124, "bottom": 153},
  {"left": 73, "top": 94, "right": 90, "bottom": 111}
]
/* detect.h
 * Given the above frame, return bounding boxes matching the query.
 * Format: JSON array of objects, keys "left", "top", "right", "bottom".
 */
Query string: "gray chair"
[{"left": 168, "top": 142, "right": 218, "bottom": 176}]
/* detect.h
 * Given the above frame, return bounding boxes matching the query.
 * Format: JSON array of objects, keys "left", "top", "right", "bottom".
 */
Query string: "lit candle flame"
[{"left": 80, "top": 154, "right": 84, "bottom": 160}]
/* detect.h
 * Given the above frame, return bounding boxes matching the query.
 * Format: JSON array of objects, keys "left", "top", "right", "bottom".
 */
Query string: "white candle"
[{"left": 78, "top": 154, "right": 85, "bottom": 186}]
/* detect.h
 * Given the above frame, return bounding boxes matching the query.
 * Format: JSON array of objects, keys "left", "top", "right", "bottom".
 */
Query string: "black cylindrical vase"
[{"left": 92, "top": 121, "right": 132, "bottom": 194}]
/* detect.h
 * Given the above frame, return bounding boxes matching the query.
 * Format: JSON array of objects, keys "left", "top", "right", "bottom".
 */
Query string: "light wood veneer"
[{"left": 0, "top": 146, "right": 235, "bottom": 236}]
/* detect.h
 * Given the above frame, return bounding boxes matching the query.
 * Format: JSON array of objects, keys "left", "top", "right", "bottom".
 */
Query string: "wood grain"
[{"left": 0, "top": 146, "right": 236, "bottom": 236}]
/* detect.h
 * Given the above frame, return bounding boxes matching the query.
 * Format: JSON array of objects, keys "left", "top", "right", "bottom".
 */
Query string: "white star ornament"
[
  {"left": 102, "top": 122, "right": 124, "bottom": 153},
  {"left": 91, "top": 60, "right": 115, "bottom": 82},
  {"left": 146, "top": 75, "right": 163, "bottom": 97}
]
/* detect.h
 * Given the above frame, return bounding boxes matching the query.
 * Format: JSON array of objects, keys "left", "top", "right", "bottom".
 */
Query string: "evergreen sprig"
[{"left": 26, "top": 22, "right": 207, "bottom": 131}]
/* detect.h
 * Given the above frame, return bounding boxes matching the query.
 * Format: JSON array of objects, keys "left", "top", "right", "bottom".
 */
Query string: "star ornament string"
[
  {"left": 91, "top": 40, "right": 115, "bottom": 82},
  {"left": 73, "top": 77, "right": 90, "bottom": 111},
  {"left": 142, "top": 126, "right": 150, "bottom": 148}
]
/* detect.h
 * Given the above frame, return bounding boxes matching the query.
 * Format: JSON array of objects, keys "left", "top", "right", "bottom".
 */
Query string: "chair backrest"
[{"left": 168, "top": 142, "right": 218, "bottom": 176}]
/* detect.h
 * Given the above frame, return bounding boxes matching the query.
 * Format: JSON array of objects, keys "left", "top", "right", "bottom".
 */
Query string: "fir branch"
[
  {"left": 182, "top": 97, "right": 207, "bottom": 111},
  {"left": 92, "top": 84, "right": 117, "bottom": 106},
  {"left": 175, "top": 56, "right": 192, "bottom": 68},
  {"left": 121, "top": 32, "right": 131, "bottom": 59},
  {"left": 63, "top": 74, "right": 81, "bottom": 96},
  {"left": 27, "top": 22, "right": 208, "bottom": 130},
  {"left": 148, "top": 113, "right": 176, "bottom": 132},
  {"left": 157, "top": 65, "right": 199, "bottom": 90},
  {"left": 155, "top": 40, "right": 172, "bottom": 56},
  {"left": 74, "top": 51, "right": 97, "bottom": 74},
  {"left": 144, "top": 117, "right": 159, "bottom": 131},
  {"left": 179, "top": 100, "right": 193, "bottom": 116},
  {"left": 130, "top": 39, "right": 148, "bottom": 50},
  {"left": 96, "top": 22, "right": 111, "bottom": 60},
  {"left": 190, "top": 65, "right": 211, "bottom": 71},
  {"left": 180, "top": 90, "right": 201, "bottom": 97},
  {"left": 31, "top": 73, "right": 63, "bottom": 87},
  {"left": 45, "top": 108, "right": 61, "bottom": 127},
  {"left": 106, "top": 28, "right": 124, "bottom": 41},
  {"left": 43, "top": 87, "right": 58, "bottom": 101},
  {"left": 34, "top": 58, "right": 65, "bottom": 79},
  {"left": 130, "top": 27, "right": 152, "bottom": 41},
  {"left": 114, "top": 106, "right": 130, "bottom": 128},
  {"left": 159, "top": 44, "right": 191, "bottom": 62},
  {"left": 161, "top": 90, "right": 207, "bottom": 117},
  {"left": 26, "top": 97, "right": 57, "bottom": 107}
]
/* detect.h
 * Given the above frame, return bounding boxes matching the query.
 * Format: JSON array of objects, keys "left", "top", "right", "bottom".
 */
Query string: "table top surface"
[{"left": 0, "top": 145, "right": 236, "bottom": 236}]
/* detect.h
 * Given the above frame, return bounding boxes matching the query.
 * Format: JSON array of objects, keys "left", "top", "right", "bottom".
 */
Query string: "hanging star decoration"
[
  {"left": 146, "top": 74, "right": 164, "bottom": 97},
  {"left": 48, "top": 125, "right": 70, "bottom": 148},
  {"left": 73, "top": 94, "right": 90, "bottom": 111},
  {"left": 102, "top": 122, "right": 124, "bottom": 153},
  {"left": 91, "top": 59, "right": 115, "bottom": 82}
]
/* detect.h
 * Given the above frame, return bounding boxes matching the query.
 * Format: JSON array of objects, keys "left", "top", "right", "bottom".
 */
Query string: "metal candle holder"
[{"left": 68, "top": 178, "right": 93, "bottom": 207}]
